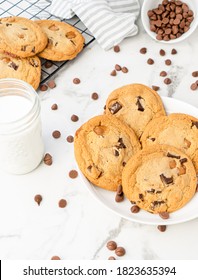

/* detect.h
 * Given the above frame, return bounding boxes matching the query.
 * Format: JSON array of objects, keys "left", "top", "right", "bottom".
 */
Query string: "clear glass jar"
[{"left": 0, "top": 78, "right": 44, "bottom": 174}]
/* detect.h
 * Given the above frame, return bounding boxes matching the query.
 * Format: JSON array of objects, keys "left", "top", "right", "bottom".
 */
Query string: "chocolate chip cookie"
[
  {"left": 105, "top": 84, "right": 166, "bottom": 138},
  {"left": 141, "top": 113, "right": 198, "bottom": 172},
  {"left": 0, "top": 53, "right": 41, "bottom": 89},
  {"left": 122, "top": 145, "right": 197, "bottom": 213},
  {"left": 0, "top": 17, "right": 48, "bottom": 58},
  {"left": 74, "top": 115, "right": 141, "bottom": 191},
  {"left": 36, "top": 20, "right": 85, "bottom": 61}
]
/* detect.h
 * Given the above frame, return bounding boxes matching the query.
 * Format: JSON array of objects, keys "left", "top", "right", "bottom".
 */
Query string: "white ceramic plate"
[{"left": 80, "top": 97, "right": 198, "bottom": 225}]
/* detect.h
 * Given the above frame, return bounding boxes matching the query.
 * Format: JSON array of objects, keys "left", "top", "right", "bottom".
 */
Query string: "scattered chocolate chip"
[
  {"left": 115, "top": 64, "right": 121, "bottom": 71},
  {"left": 44, "top": 153, "right": 52, "bottom": 166},
  {"left": 109, "top": 102, "right": 122, "bottom": 114},
  {"left": 91, "top": 92, "right": 99, "bottom": 100},
  {"left": 52, "top": 130, "right": 61, "bottom": 139},
  {"left": 107, "top": 241, "right": 117, "bottom": 251},
  {"left": 192, "top": 121, "right": 198, "bottom": 128},
  {"left": 180, "top": 158, "right": 187, "bottom": 164},
  {"left": 58, "top": 199, "right": 67, "bottom": 208},
  {"left": 73, "top": 78, "right": 80, "bottom": 84},
  {"left": 131, "top": 205, "right": 140, "bottom": 213},
  {"left": 114, "top": 45, "right": 120, "bottom": 52},
  {"left": 165, "top": 59, "right": 172, "bottom": 66},
  {"left": 29, "top": 58, "right": 39, "bottom": 67},
  {"left": 152, "top": 85, "right": 160, "bottom": 91},
  {"left": 136, "top": 96, "right": 144, "bottom": 112},
  {"left": 115, "top": 193, "right": 124, "bottom": 203},
  {"left": 157, "top": 225, "right": 167, "bottom": 232},
  {"left": 140, "top": 47, "right": 147, "bottom": 54},
  {"left": 121, "top": 67, "right": 128, "bottom": 73},
  {"left": 44, "top": 61, "right": 53, "bottom": 68},
  {"left": 147, "top": 58, "right": 154, "bottom": 65},
  {"left": 108, "top": 256, "right": 116, "bottom": 260},
  {"left": 71, "top": 114, "right": 79, "bottom": 122},
  {"left": 159, "top": 212, "right": 170, "bottom": 219},
  {"left": 117, "top": 138, "right": 126, "bottom": 149},
  {"left": 115, "top": 247, "right": 126, "bottom": 257},
  {"left": 66, "top": 135, "right": 74, "bottom": 143},
  {"left": 122, "top": 162, "right": 126, "bottom": 167},
  {"left": 110, "top": 70, "right": 117, "bottom": 76},
  {"left": 47, "top": 80, "right": 56, "bottom": 89},
  {"left": 114, "top": 149, "right": 119, "bottom": 157},
  {"left": 51, "top": 256, "right": 61, "bottom": 260},
  {"left": 190, "top": 83, "right": 198, "bottom": 91},
  {"left": 164, "top": 78, "right": 172, "bottom": 84},
  {"left": 160, "top": 173, "right": 173, "bottom": 185},
  {"left": 51, "top": 103, "right": 58, "bottom": 110},
  {"left": 39, "top": 84, "right": 48, "bottom": 91},
  {"left": 167, "top": 152, "right": 180, "bottom": 159},
  {"left": 160, "top": 71, "right": 167, "bottom": 77},
  {"left": 171, "top": 48, "right": 177, "bottom": 55},
  {"left": 147, "top": 188, "right": 155, "bottom": 193},
  {"left": 31, "top": 46, "right": 35, "bottom": 53},
  {"left": 192, "top": 71, "right": 198, "bottom": 77},
  {"left": 8, "top": 61, "right": 18, "bottom": 71},
  {"left": 34, "top": 194, "right": 42, "bottom": 206},
  {"left": 159, "top": 49, "right": 166, "bottom": 56},
  {"left": 69, "top": 169, "right": 78, "bottom": 179}
]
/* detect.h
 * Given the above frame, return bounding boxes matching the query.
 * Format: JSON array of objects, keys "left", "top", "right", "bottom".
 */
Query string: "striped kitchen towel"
[{"left": 50, "top": 0, "right": 140, "bottom": 50}]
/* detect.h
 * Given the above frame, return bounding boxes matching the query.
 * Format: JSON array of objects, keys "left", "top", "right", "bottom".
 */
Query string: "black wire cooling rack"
[{"left": 0, "top": 0, "right": 95, "bottom": 84}]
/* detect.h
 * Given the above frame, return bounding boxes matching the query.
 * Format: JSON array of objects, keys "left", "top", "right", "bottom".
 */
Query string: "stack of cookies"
[
  {"left": 0, "top": 17, "right": 85, "bottom": 89},
  {"left": 74, "top": 84, "right": 197, "bottom": 216}
]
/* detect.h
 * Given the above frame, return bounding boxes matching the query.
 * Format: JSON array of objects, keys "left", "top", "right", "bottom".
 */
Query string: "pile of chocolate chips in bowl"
[{"left": 147, "top": 0, "right": 194, "bottom": 41}]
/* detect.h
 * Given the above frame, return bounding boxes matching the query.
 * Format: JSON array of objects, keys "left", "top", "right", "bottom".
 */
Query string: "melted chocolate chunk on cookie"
[
  {"left": 139, "top": 194, "right": 144, "bottom": 200},
  {"left": 87, "top": 165, "right": 92, "bottom": 172},
  {"left": 148, "top": 137, "right": 155, "bottom": 142},
  {"left": 192, "top": 121, "right": 198, "bottom": 128},
  {"left": 147, "top": 188, "right": 155, "bottom": 193},
  {"left": 29, "top": 59, "right": 39, "bottom": 67},
  {"left": 31, "top": 46, "right": 35, "bottom": 53},
  {"left": 156, "top": 190, "right": 162, "bottom": 194},
  {"left": 136, "top": 96, "right": 144, "bottom": 112},
  {"left": 180, "top": 158, "right": 188, "bottom": 164},
  {"left": 21, "top": 46, "right": 27, "bottom": 51},
  {"left": 70, "top": 40, "right": 76, "bottom": 46},
  {"left": 150, "top": 200, "right": 165, "bottom": 210},
  {"left": 122, "top": 162, "right": 126, "bottom": 167},
  {"left": 160, "top": 174, "right": 173, "bottom": 185},
  {"left": 21, "top": 28, "right": 28, "bottom": 30},
  {"left": 167, "top": 152, "right": 181, "bottom": 159},
  {"left": 8, "top": 62, "right": 18, "bottom": 71},
  {"left": 116, "top": 138, "right": 126, "bottom": 149},
  {"left": 114, "top": 149, "right": 119, "bottom": 157},
  {"left": 109, "top": 102, "right": 122, "bottom": 114},
  {"left": 6, "top": 23, "right": 12, "bottom": 27}
]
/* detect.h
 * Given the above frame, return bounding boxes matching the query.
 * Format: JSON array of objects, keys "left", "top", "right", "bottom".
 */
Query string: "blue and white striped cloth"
[{"left": 50, "top": 0, "right": 140, "bottom": 50}]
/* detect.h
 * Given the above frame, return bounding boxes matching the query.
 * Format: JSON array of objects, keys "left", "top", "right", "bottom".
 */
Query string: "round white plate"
[{"left": 80, "top": 97, "right": 198, "bottom": 225}]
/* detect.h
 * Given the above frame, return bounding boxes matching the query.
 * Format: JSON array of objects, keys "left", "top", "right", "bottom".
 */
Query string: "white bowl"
[{"left": 141, "top": 0, "right": 198, "bottom": 43}]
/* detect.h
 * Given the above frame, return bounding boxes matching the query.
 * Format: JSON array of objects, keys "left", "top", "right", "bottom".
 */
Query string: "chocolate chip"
[
  {"left": 191, "top": 83, "right": 198, "bottom": 91},
  {"left": 159, "top": 49, "right": 166, "bottom": 56},
  {"left": 180, "top": 158, "right": 187, "bottom": 164},
  {"left": 115, "top": 64, "right": 121, "bottom": 71},
  {"left": 34, "top": 194, "right": 42, "bottom": 206},
  {"left": 115, "top": 193, "right": 124, "bottom": 202},
  {"left": 147, "top": 58, "right": 154, "bottom": 65},
  {"left": 164, "top": 78, "right": 172, "bottom": 84},
  {"left": 31, "top": 46, "right": 35, "bottom": 53},
  {"left": 109, "top": 102, "right": 122, "bottom": 114},
  {"left": 152, "top": 85, "right": 160, "bottom": 91},
  {"left": 167, "top": 152, "right": 180, "bottom": 159},
  {"left": 114, "top": 45, "right": 120, "bottom": 52},
  {"left": 58, "top": 199, "right": 67, "bottom": 208},
  {"left": 165, "top": 59, "right": 172, "bottom": 65},
  {"left": 51, "top": 256, "right": 61, "bottom": 260},
  {"left": 139, "top": 194, "right": 144, "bottom": 200},
  {"left": 29, "top": 59, "right": 39, "bottom": 68},
  {"left": 160, "top": 71, "right": 167, "bottom": 77},
  {"left": 44, "top": 61, "right": 53, "bottom": 68},
  {"left": 117, "top": 138, "right": 126, "bottom": 149},
  {"left": 160, "top": 173, "right": 173, "bottom": 185},
  {"left": 44, "top": 153, "right": 52, "bottom": 166},
  {"left": 91, "top": 92, "right": 99, "bottom": 100},
  {"left": 114, "top": 149, "right": 119, "bottom": 157},
  {"left": 115, "top": 247, "right": 126, "bottom": 257},
  {"left": 157, "top": 225, "right": 167, "bottom": 232},
  {"left": 47, "top": 80, "right": 56, "bottom": 89},
  {"left": 66, "top": 135, "right": 74, "bottom": 143},
  {"left": 51, "top": 103, "right": 58, "bottom": 110},
  {"left": 8, "top": 61, "right": 18, "bottom": 71},
  {"left": 107, "top": 241, "right": 117, "bottom": 251},
  {"left": 159, "top": 212, "right": 170, "bottom": 219},
  {"left": 73, "top": 78, "right": 80, "bottom": 84},
  {"left": 140, "top": 47, "right": 147, "bottom": 54},
  {"left": 192, "top": 71, "right": 198, "bottom": 77},
  {"left": 39, "top": 84, "right": 48, "bottom": 91},
  {"left": 71, "top": 114, "right": 79, "bottom": 122},
  {"left": 192, "top": 121, "right": 198, "bottom": 128},
  {"left": 117, "top": 185, "right": 123, "bottom": 195},
  {"left": 121, "top": 67, "right": 128, "bottom": 73},
  {"left": 110, "top": 70, "right": 117, "bottom": 76},
  {"left": 147, "top": 188, "right": 155, "bottom": 193},
  {"left": 108, "top": 256, "right": 116, "bottom": 260},
  {"left": 52, "top": 130, "right": 61, "bottom": 139},
  {"left": 122, "top": 162, "right": 126, "bottom": 167},
  {"left": 69, "top": 170, "right": 78, "bottom": 179},
  {"left": 131, "top": 205, "right": 140, "bottom": 213},
  {"left": 136, "top": 96, "right": 144, "bottom": 111}
]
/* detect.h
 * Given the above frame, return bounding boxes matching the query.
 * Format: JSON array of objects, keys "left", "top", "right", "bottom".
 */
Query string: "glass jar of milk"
[{"left": 0, "top": 78, "right": 44, "bottom": 174}]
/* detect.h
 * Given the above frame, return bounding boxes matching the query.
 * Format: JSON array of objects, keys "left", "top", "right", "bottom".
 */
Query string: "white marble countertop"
[{"left": 1, "top": 0, "right": 198, "bottom": 260}]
